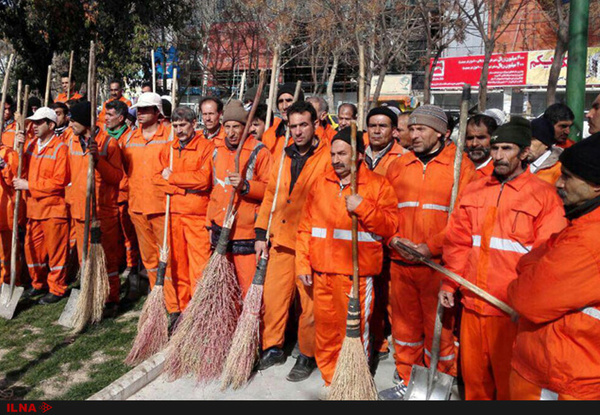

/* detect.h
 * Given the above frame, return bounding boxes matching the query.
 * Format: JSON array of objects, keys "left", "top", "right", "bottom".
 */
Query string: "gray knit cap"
[{"left": 408, "top": 105, "right": 448, "bottom": 134}]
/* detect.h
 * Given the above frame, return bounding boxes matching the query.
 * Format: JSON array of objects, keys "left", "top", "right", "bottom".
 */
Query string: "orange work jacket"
[
  {"left": 262, "top": 117, "right": 286, "bottom": 157},
  {"left": 97, "top": 96, "right": 133, "bottom": 126},
  {"left": 474, "top": 157, "right": 494, "bottom": 179},
  {"left": 206, "top": 136, "right": 272, "bottom": 240},
  {"left": 508, "top": 206, "right": 600, "bottom": 399},
  {"left": 120, "top": 122, "right": 172, "bottom": 215},
  {"left": 0, "top": 145, "right": 18, "bottom": 231},
  {"left": 530, "top": 147, "right": 563, "bottom": 186},
  {"left": 1, "top": 120, "right": 17, "bottom": 149},
  {"left": 22, "top": 136, "right": 70, "bottom": 220},
  {"left": 152, "top": 132, "right": 214, "bottom": 215},
  {"left": 67, "top": 129, "right": 123, "bottom": 220},
  {"left": 111, "top": 126, "right": 133, "bottom": 204},
  {"left": 255, "top": 138, "right": 332, "bottom": 250},
  {"left": 441, "top": 170, "right": 566, "bottom": 316},
  {"left": 385, "top": 143, "right": 475, "bottom": 259},
  {"left": 364, "top": 141, "right": 407, "bottom": 177},
  {"left": 316, "top": 123, "right": 337, "bottom": 146},
  {"left": 55, "top": 92, "right": 83, "bottom": 103},
  {"left": 296, "top": 164, "right": 398, "bottom": 277},
  {"left": 201, "top": 124, "right": 226, "bottom": 145}
]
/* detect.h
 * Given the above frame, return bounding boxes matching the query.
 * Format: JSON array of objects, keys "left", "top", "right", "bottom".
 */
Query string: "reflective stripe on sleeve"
[
  {"left": 581, "top": 306, "right": 600, "bottom": 322},
  {"left": 332, "top": 229, "right": 382, "bottom": 243},
  {"left": 394, "top": 338, "right": 424, "bottom": 347},
  {"left": 398, "top": 201, "right": 420, "bottom": 209},
  {"left": 311, "top": 228, "right": 327, "bottom": 238},
  {"left": 422, "top": 203, "right": 450, "bottom": 212}
]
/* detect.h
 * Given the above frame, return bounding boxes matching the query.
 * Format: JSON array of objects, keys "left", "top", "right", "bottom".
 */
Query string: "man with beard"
[
  {"left": 439, "top": 117, "right": 566, "bottom": 400},
  {"left": 508, "top": 135, "right": 600, "bottom": 400},
  {"left": 585, "top": 94, "right": 600, "bottom": 135},
  {"left": 543, "top": 103, "right": 575, "bottom": 148},
  {"left": 466, "top": 114, "right": 497, "bottom": 177}
]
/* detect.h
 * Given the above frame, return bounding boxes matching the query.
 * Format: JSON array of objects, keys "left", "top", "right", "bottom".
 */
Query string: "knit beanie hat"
[
  {"left": 531, "top": 117, "right": 556, "bottom": 148},
  {"left": 222, "top": 99, "right": 248, "bottom": 124},
  {"left": 367, "top": 106, "right": 398, "bottom": 127},
  {"left": 331, "top": 126, "right": 365, "bottom": 154},
  {"left": 277, "top": 83, "right": 305, "bottom": 102},
  {"left": 408, "top": 105, "right": 448, "bottom": 134},
  {"left": 69, "top": 101, "right": 92, "bottom": 128},
  {"left": 490, "top": 116, "right": 531, "bottom": 147},
  {"left": 559, "top": 133, "right": 600, "bottom": 185}
]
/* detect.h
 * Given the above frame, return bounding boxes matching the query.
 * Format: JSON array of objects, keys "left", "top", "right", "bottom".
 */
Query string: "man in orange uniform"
[
  {"left": 206, "top": 100, "right": 272, "bottom": 297},
  {"left": 199, "top": 96, "right": 225, "bottom": 142},
  {"left": 255, "top": 101, "right": 331, "bottom": 381},
  {"left": 395, "top": 111, "right": 412, "bottom": 150},
  {"left": 585, "top": 94, "right": 600, "bottom": 135},
  {"left": 439, "top": 117, "right": 566, "bottom": 400},
  {"left": 262, "top": 83, "right": 305, "bottom": 157},
  {"left": 153, "top": 106, "right": 214, "bottom": 321},
  {"left": 104, "top": 100, "right": 139, "bottom": 286},
  {"left": 543, "top": 103, "right": 574, "bottom": 148},
  {"left": 337, "top": 103, "right": 357, "bottom": 131},
  {"left": 248, "top": 104, "right": 271, "bottom": 142},
  {"left": 466, "top": 114, "right": 497, "bottom": 178},
  {"left": 307, "top": 96, "right": 336, "bottom": 145},
  {"left": 508, "top": 136, "right": 600, "bottom": 400},
  {"left": 528, "top": 117, "right": 562, "bottom": 185},
  {"left": 382, "top": 105, "right": 475, "bottom": 399},
  {"left": 67, "top": 101, "right": 124, "bottom": 316},
  {"left": 97, "top": 79, "right": 132, "bottom": 126},
  {"left": 0, "top": 137, "right": 18, "bottom": 286},
  {"left": 296, "top": 127, "right": 398, "bottom": 387},
  {"left": 363, "top": 106, "right": 405, "bottom": 362},
  {"left": 2, "top": 95, "right": 18, "bottom": 148},
  {"left": 14, "top": 107, "right": 70, "bottom": 304},
  {"left": 121, "top": 93, "right": 177, "bottom": 312},
  {"left": 55, "top": 73, "right": 83, "bottom": 103}
]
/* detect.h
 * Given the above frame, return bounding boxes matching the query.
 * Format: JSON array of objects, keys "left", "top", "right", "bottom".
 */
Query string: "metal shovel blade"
[
  {"left": 404, "top": 364, "right": 454, "bottom": 400},
  {"left": 58, "top": 288, "right": 80, "bottom": 328},
  {"left": 0, "top": 284, "right": 24, "bottom": 320}
]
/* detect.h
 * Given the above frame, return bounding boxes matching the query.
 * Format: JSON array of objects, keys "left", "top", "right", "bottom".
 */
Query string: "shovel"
[{"left": 404, "top": 298, "right": 454, "bottom": 400}]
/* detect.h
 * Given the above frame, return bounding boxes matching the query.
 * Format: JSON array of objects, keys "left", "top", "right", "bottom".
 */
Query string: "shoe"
[
  {"left": 393, "top": 369, "right": 401, "bottom": 385},
  {"left": 23, "top": 287, "right": 47, "bottom": 299},
  {"left": 126, "top": 269, "right": 141, "bottom": 301},
  {"left": 257, "top": 347, "right": 286, "bottom": 371},
  {"left": 168, "top": 312, "right": 181, "bottom": 334},
  {"left": 38, "top": 293, "right": 64, "bottom": 305},
  {"left": 379, "top": 380, "right": 408, "bottom": 400},
  {"left": 286, "top": 354, "right": 317, "bottom": 382},
  {"left": 102, "top": 302, "right": 119, "bottom": 319},
  {"left": 377, "top": 348, "right": 390, "bottom": 361}
]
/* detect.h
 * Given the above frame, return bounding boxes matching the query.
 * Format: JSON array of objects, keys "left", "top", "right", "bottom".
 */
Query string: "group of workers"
[{"left": 1, "top": 71, "right": 599, "bottom": 401}]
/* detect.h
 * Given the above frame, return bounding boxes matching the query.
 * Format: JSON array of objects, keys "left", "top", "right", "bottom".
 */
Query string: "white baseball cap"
[
  {"left": 27, "top": 107, "right": 58, "bottom": 124},
  {"left": 131, "top": 92, "right": 164, "bottom": 115}
]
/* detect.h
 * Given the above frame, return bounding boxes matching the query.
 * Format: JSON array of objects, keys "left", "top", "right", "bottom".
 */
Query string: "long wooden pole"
[
  {"left": 0, "top": 54, "right": 15, "bottom": 134},
  {"left": 44, "top": 65, "right": 52, "bottom": 106},
  {"left": 265, "top": 44, "right": 280, "bottom": 131},
  {"left": 350, "top": 122, "right": 359, "bottom": 299},
  {"left": 82, "top": 41, "right": 95, "bottom": 268},
  {"left": 67, "top": 51, "right": 74, "bottom": 101},
  {"left": 449, "top": 84, "right": 471, "bottom": 213},
  {"left": 151, "top": 49, "right": 156, "bottom": 93},
  {"left": 357, "top": 43, "right": 365, "bottom": 131},
  {"left": 161, "top": 67, "right": 177, "bottom": 252}
]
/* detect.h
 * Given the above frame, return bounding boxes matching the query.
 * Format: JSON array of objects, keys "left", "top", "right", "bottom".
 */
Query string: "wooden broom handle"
[
  {"left": 350, "top": 122, "right": 359, "bottom": 299},
  {"left": 67, "top": 51, "right": 74, "bottom": 101}
]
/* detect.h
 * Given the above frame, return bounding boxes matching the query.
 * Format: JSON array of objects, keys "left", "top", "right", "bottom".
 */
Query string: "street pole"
[{"left": 565, "top": 0, "right": 589, "bottom": 142}]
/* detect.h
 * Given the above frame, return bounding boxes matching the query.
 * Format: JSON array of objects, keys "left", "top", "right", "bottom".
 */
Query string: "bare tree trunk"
[
  {"left": 364, "top": 38, "right": 375, "bottom": 113},
  {"left": 327, "top": 53, "right": 339, "bottom": 113},
  {"left": 547, "top": 1, "right": 569, "bottom": 106},
  {"left": 371, "top": 60, "right": 389, "bottom": 106},
  {"left": 478, "top": 41, "right": 494, "bottom": 111}
]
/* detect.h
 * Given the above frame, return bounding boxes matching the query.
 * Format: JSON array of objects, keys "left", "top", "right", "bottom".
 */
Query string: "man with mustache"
[
  {"left": 508, "top": 135, "right": 600, "bottom": 400},
  {"left": 154, "top": 106, "right": 214, "bottom": 320},
  {"left": 466, "top": 114, "right": 497, "bottom": 178},
  {"left": 438, "top": 116, "right": 567, "bottom": 400},
  {"left": 585, "top": 94, "right": 600, "bottom": 135}
]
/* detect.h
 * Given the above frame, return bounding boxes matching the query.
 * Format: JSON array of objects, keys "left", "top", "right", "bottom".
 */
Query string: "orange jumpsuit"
[
  {"left": 296, "top": 164, "right": 398, "bottom": 385},
  {"left": 97, "top": 96, "right": 132, "bottom": 126},
  {"left": 55, "top": 92, "right": 83, "bottom": 103},
  {"left": 201, "top": 124, "right": 226, "bottom": 144},
  {"left": 508, "top": 206, "right": 600, "bottom": 400},
  {"left": 2, "top": 120, "right": 17, "bottom": 148},
  {"left": 442, "top": 170, "right": 566, "bottom": 400},
  {"left": 0, "top": 145, "right": 18, "bottom": 284},
  {"left": 261, "top": 117, "right": 286, "bottom": 158},
  {"left": 22, "top": 136, "right": 70, "bottom": 296},
  {"left": 120, "top": 122, "right": 177, "bottom": 310},
  {"left": 206, "top": 136, "right": 272, "bottom": 297},
  {"left": 474, "top": 157, "right": 494, "bottom": 178},
  {"left": 385, "top": 144, "right": 475, "bottom": 383},
  {"left": 316, "top": 123, "right": 337, "bottom": 146},
  {"left": 67, "top": 129, "right": 123, "bottom": 304},
  {"left": 255, "top": 138, "right": 332, "bottom": 358},
  {"left": 152, "top": 133, "right": 214, "bottom": 311},
  {"left": 530, "top": 147, "right": 563, "bottom": 186}
]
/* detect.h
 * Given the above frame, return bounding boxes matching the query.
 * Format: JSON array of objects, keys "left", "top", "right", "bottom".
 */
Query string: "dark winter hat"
[
  {"left": 277, "top": 83, "right": 305, "bottom": 103},
  {"left": 367, "top": 106, "right": 398, "bottom": 128},
  {"left": 69, "top": 101, "right": 92, "bottom": 128},
  {"left": 559, "top": 133, "right": 600, "bottom": 185},
  {"left": 331, "top": 126, "right": 365, "bottom": 154},
  {"left": 531, "top": 117, "right": 556, "bottom": 148},
  {"left": 408, "top": 105, "right": 448, "bottom": 134},
  {"left": 490, "top": 116, "right": 531, "bottom": 147}
]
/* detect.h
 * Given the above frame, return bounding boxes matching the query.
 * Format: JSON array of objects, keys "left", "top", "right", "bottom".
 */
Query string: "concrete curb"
[{"left": 87, "top": 352, "right": 165, "bottom": 400}]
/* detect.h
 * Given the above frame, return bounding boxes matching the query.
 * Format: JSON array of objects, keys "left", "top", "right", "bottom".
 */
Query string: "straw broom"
[
  {"left": 164, "top": 80, "right": 265, "bottom": 383},
  {"left": 327, "top": 123, "right": 378, "bottom": 401},
  {"left": 125, "top": 70, "right": 179, "bottom": 365},
  {"left": 72, "top": 41, "right": 110, "bottom": 333},
  {"left": 220, "top": 78, "right": 299, "bottom": 390}
]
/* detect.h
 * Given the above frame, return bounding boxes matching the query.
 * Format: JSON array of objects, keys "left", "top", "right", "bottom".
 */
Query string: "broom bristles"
[
  {"left": 327, "top": 336, "right": 379, "bottom": 400},
  {"left": 72, "top": 263, "right": 93, "bottom": 333},
  {"left": 163, "top": 251, "right": 241, "bottom": 383},
  {"left": 125, "top": 285, "right": 169, "bottom": 366},
  {"left": 220, "top": 283, "right": 263, "bottom": 390}
]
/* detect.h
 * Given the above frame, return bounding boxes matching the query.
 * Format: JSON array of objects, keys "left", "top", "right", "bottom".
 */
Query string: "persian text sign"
[
  {"left": 526, "top": 47, "right": 600, "bottom": 86},
  {"left": 431, "top": 52, "right": 528, "bottom": 89}
]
